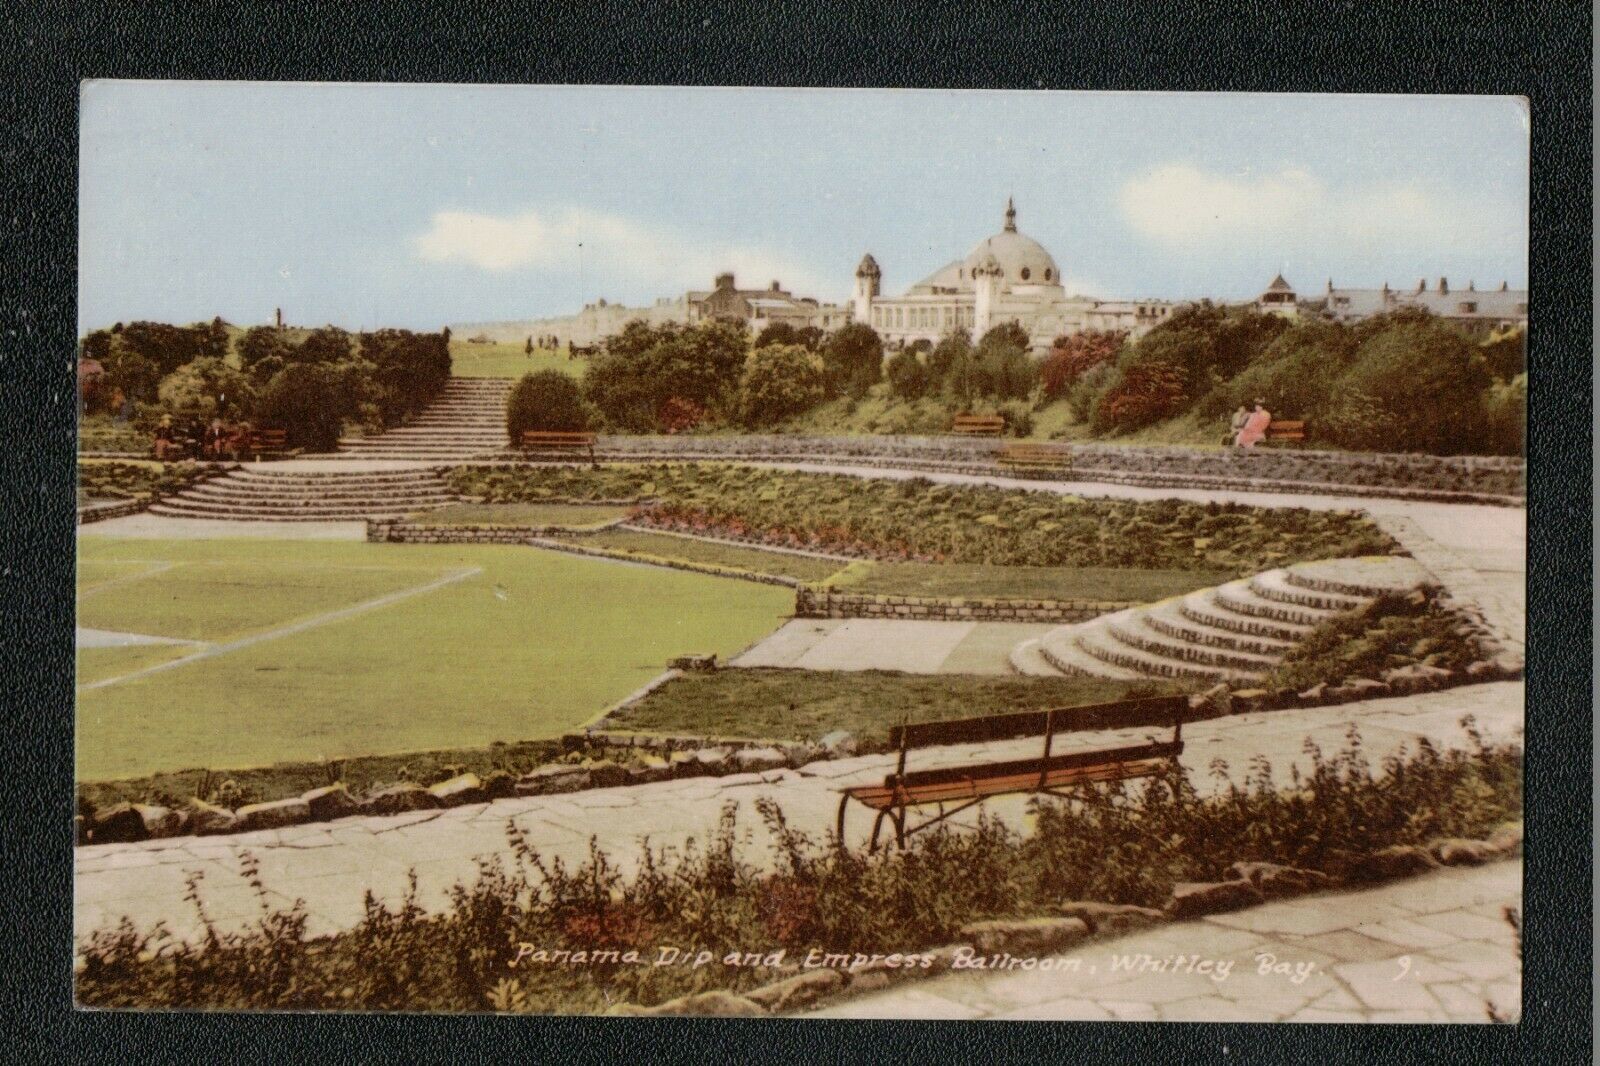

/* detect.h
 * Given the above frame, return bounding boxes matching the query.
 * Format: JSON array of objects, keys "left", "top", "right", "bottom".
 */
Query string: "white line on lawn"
[{"left": 78, "top": 566, "right": 483, "bottom": 692}]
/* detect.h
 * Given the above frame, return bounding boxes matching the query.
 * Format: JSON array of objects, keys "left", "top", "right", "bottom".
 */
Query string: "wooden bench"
[
  {"left": 247, "top": 428, "right": 299, "bottom": 460},
  {"left": 520, "top": 430, "right": 598, "bottom": 465},
  {"left": 998, "top": 441, "right": 1073, "bottom": 476},
  {"left": 837, "top": 695, "right": 1187, "bottom": 851},
  {"left": 949, "top": 414, "right": 1006, "bottom": 437},
  {"left": 1264, "top": 419, "right": 1307, "bottom": 443}
]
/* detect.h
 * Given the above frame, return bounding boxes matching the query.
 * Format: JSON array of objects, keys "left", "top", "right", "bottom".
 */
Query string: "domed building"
[{"left": 852, "top": 198, "right": 1179, "bottom": 352}]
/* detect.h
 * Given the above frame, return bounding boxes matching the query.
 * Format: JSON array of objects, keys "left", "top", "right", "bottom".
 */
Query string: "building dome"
[{"left": 961, "top": 198, "right": 1060, "bottom": 286}]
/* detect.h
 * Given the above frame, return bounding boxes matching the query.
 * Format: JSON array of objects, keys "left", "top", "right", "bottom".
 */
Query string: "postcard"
[{"left": 75, "top": 83, "right": 1526, "bottom": 1022}]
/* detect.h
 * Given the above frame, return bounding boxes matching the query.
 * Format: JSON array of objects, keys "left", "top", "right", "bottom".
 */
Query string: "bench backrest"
[
  {"left": 953, "top": 415, "right": 1006, "bottom": 430},
  {"left": 887, "top": 694, "right": 1188, "bottom": 751},
  {"left": 251, "top": 429, "right": 287, "bottom": 446},
  {"left": 888, "top": 737, "right": 1185, "bottom": 791},
  {"left": 1266, "top": 419, "right": 1307, "bottom": 439}
]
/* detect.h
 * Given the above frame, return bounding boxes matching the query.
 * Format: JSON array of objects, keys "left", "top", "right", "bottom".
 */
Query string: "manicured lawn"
[
  {"left": 410, "top": 502, "right": 633, "bottom": 528},
  {"left": 831, "top": 561, "right": 1237, "bottom": 602},
  {"left": 450, "top": 341, "right": 584, "bottom": 379},
  {"left": 606, "top": 668, "right": 1181, "bottom": 746},
  {"left": 75, "top": 537, "right": 790, "bottom": 781},
  {"left": 552, "top": 528, "right": 848, "bottom": 584}
]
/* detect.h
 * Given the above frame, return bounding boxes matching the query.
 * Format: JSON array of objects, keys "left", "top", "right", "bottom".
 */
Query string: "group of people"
[
  {"left": 153, "top": 414, "right": 254, "bottom": 462},
  {"left": 1228, "top": 399, "right": 1274, "bottom": 449}
]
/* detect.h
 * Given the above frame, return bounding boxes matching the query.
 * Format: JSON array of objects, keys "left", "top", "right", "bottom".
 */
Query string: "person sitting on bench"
[{"left": 1234, "top": 398, "right": 1272, "bottom": 449}]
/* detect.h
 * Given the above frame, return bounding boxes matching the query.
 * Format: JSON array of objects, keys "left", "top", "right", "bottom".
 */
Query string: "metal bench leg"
[
  {"left": 836, "top": 793, "right": 850, "bottom": 845},
  {"left": 869, "top": 809, "right": 893, "bottom": 853}
]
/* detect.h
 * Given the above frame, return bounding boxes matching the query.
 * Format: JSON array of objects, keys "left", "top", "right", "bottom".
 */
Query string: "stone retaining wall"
[
  {"left": 367, "top": 519, "right": 622, "bottom": 544},
  {"left": 76, "top": 497, "right": 150, "bottom": 524},
  {"left": 795, "top": 585, "right": 1129, "bottom": 623}
]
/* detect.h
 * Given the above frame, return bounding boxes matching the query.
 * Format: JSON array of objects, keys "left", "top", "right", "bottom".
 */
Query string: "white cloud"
[
  {"left": 1117, "top": 163, "right": 1522, "bottom": 259},
  {"left": 414, "top": 206, "right": 833, "bottom": 298}
]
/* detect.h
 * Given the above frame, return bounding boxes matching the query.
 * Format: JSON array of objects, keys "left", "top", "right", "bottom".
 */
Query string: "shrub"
[
  {"left": 1221, "top": 319, "right": 1356, "bottom": 421},
  {"left": 884, "top": 349, "right": 929, "bottom": 401},
  {"left": 360, "top": 329, "right": 452, "bottom": 427},
  {"left": 1040, "top": 330, "right": 1124, "bottom": 400},
  {"left": 925, "top": 330, "right": 971, "bottom": 389},
  {"left": 1322, "top": 321, "right": 1491, "bottom": 454},
  {"left": 255, "top": 363, "right": 358, "bottom": 451},
  {"left": 1092, "top": 360, "right": 1188, "bottom": 433},
  {"left": 156, "top": 358, "right": 255, "bottom": 420},
  {"left": 1270, "top": 591, "right": 1491, "bottom": 692},
  {"left": 820, "top": 323, "right": 883, "bottom": 397},
  {"left": 1479, "top": 373, "right": 1526, "bottom": 456},
  {"left": 507, "top": 370, "right": 591, "bottom": 441},
  {"left": 738, "top": 345, "right": 827, "bottom": 426},
  {"left": 655, "top": 395, "right": 706, "bottom": 434},
  {"left": 582, "top": 320, "right": 748, "bottom": 431}
]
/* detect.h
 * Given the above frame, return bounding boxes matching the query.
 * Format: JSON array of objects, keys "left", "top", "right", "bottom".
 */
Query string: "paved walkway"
[
  {"left": 809, "top": 860, "right": 1521, "bottom": 1023},
  {"left": 81, "top": 513, "right": 368, "bottom": 540},
  {"left": 732, "top": 619, "right": 1055, "bottom": 674},
  {"left": 74, "top": 681, "right": 1522, "bottom": 950}
]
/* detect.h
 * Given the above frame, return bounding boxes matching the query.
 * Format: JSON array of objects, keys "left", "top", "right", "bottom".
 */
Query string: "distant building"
[
  {"left": 1256, "top": 275, "right": 1528, "bottom": 332},
  {"left": 685, "top": 273, "right": 850, "bottom": 333},
  {"left": 851, "top": 199, "right": 1180, "bottom": 353}
]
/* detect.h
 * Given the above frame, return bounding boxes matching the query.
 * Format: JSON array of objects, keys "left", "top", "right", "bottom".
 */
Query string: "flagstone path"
[
  {"left": 74, "top": 681, "right": 1522, "bottom": 952},
  {"left": 808, "top": 859, "right": 1521, "bottom": 1024}
]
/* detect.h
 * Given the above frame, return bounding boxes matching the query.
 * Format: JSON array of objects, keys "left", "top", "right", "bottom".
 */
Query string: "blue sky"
[{"left": 79, "top": 83, "right": 1528, "bottom": 333}]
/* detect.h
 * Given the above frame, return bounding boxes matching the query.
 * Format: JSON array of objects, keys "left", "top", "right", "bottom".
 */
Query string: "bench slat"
[
  {"left": 845, "top": 755, "right": 1174, "bottom": 809},
  {"left": 889, "top": 695, "right": 1187, "bottom": 750}
]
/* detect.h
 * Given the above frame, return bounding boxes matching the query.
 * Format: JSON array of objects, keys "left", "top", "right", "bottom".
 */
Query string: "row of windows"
[{"left": 871, "top": 304, "right": 976, "bottom": 331}]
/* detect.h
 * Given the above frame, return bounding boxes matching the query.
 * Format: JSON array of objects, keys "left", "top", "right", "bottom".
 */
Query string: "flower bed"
[{"left": 447, "top": 463, "right": 1397, "bottom": 573}]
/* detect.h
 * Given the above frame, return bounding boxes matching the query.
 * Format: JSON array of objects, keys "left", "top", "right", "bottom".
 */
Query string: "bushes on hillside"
[
  {"left": 1320, "top": 321, "right": 1491, "bottom": 454},
  {"left": 583, "top": 320, "right": 749, "bottom": 431},
  {"left": 507, "top": 370, "right": 592, "bottom": 441},
  {"left": 1092, "top": 360, "right": 1189, "bottom": 433},
  {"left": 360, "top": 329, "right": 452, "bottom": 426},
  {"left": 885, "top": 348, "right": 930, "bottom": 400},
  {"left": 820, "top": 323, "right": 884, "bottom": 398},
  {"left": 155, "top": 358, "right": 254, "bottom": 420},
  {"left": 255, "top": 363, "right": 363, "bottom": 452},
  {"left": 738, "top": 344, "right": 828, "bottom": 426},
  {"left": 1041, "top": 330, "right": 1123, "bottom": 400}
]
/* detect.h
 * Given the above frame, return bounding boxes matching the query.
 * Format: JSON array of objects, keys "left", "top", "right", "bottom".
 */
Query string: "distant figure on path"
[
  {"left": 153, "top": 415, "right": 178, "bottom": 461},
  {"left": 1235, "top": 399, "right": 1272, "bottom": 449}
]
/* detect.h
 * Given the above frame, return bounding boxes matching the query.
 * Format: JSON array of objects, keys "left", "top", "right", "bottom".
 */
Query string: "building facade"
[
  {"left": 850, "top": 199, "right": 1179, "bottom": 353},
  {"left": 1255, "top": 275, "right": 1528, "bottom": 332}
]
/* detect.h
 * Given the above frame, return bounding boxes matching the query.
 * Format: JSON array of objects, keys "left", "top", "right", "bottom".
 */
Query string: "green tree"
[
  {"left": 820, "top": 323, "right": 884, "bottom": 398},
  {"left": 970, "top": 322, "right": 1038, "bottom": 401},
  {"left": 255, "top": 363, "right": 357, "bottom": 451},
  {"left": 885, "top": 348, "right": 929, "bottom": 400},
  {"left": 507, "top": 370, "right": 592, "bottom": 442},
  {"left": 755, "top": 322, "right": 801, "bottom": 348},
  {"left": 156, "top": 357, "right": 254, "bottom": 419},
  {"left": 297, "top": 326, "right": 354, "bottom": 365},
  {"left": 1221, "top": 319, "right": 1356, "bottom": 420},
  {"left": 1323, "top": 320, "right": 1492, "bottom": 454},
  {"left": 926, "top": 330, "right": 972, "bottom": 390},
  {"left": 238, "top": 326, "right": 296, "bottom": 381},
  {"left": 737, "top": 344, "right": 827, "bottom": 426}
]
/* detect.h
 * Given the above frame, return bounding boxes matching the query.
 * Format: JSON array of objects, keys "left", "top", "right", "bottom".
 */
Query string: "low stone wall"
[
  {"left": 76, "top": 497, "right": 150, "bottom": 524},
  {"left": 367, "top": 519, "right": 623, "bottom": 544},
  {"left": 478, "top": 434, "right": 1524, "bottom": 504},
  {"left": 795, "top": 585, "right": 1130, "bottom": 623}
]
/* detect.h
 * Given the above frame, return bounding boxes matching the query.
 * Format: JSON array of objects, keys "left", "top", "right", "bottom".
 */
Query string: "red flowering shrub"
[
  {"left": 1040, "top": 330, "right": 1125, "bottom": 399},
  {"left": 655, "top": 395, "right": 706, "bottom": 434},
  {"left": 1093, "top": 361, "right": 1188, "bottom": 433}
]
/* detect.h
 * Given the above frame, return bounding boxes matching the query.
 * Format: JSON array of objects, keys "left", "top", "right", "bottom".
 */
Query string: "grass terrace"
[
  {"left": 450, "top": 340, "right": 584, "bottom": 379},
  {"left": 551, "top": 528, "right": 849, "bottom": 585},
  {"left": 826, "top": 560, "right": 1235, "bottom": 603},
  {"left": 604, "top": 669, "right": 1180, "bottom": 746},
  {"left": 407, "top": 502, "right": 632, "bottom": 528}
]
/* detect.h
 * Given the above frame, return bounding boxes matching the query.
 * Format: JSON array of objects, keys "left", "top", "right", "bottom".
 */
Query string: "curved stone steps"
[
  {"left": 1037, "top": 626, "right": 1145, "bottom": 680},
  {"left": 180, "top": 483, "right": 456, "bottom": 505},
  {"left": 148, "top": 503, "right": 428, "bottom": 522},
  {"left": 1178, "top": 591, "right": 1313, "bottom": 642},
  {"left": 1073, "top": 627, "right": 1261, "bottom": 682},
  {"left": 1210, "top": 581, "right": 1335, "bottom": 628},
  {"left": 1143, "top": 599, "right": 1295, "bottom": 657},
  {"left": 1284, "top": 556, "right": 1438, "bottom": 598},
  {"left": 1107, "top": 613, "right": 1283, "bottom": 672},
  {"left": 1008, "top": 637, "right": 1065, "bottom": 677},
  {"left": 1249, "top": 568, "right": 1368, "bottom": 612}
]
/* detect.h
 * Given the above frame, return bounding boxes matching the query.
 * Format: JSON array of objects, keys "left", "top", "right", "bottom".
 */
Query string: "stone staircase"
[
  {"left": 1012, "top": 556, "right": 1433, "bottom": 683},
  {"left": 148, "top": 466, "right": 461, "bottom": 522},
  {"left": 335, "top": 378, "right": 511, "bottom": 461}
]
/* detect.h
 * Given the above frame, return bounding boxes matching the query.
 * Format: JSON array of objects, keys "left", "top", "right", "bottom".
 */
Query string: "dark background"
[{"left": 3, "top": 2, "right": 1591, "bottom": 1061}]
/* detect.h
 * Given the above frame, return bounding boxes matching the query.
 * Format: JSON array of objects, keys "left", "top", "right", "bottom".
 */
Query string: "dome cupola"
[{"left": 961, "top": 198, "right": 1060, "bottom": 287}]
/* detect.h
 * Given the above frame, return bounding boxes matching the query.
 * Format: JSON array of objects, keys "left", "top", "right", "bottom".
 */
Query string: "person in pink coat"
[{"left": 1234, "top": 399, "right": 1273, "bottom": 448}]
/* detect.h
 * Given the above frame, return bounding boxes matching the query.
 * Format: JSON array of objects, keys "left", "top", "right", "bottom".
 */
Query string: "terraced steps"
[
  {"left": 334, "top": 378, "right": 512, "bottom": 461},
  {"left": 1021, "top": 556, "right": 1430, "bottom": 683},
  {"left": 150, "top": 467, "right": 461, "bottom": 522}
]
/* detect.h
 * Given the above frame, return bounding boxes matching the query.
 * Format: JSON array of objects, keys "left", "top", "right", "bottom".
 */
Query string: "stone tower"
[
  {"left": 853, "top": 254, "right": 881, "bottom": 324},
  {"left": 972, "top": 251, "right": 1003, "bottom": 338}
]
